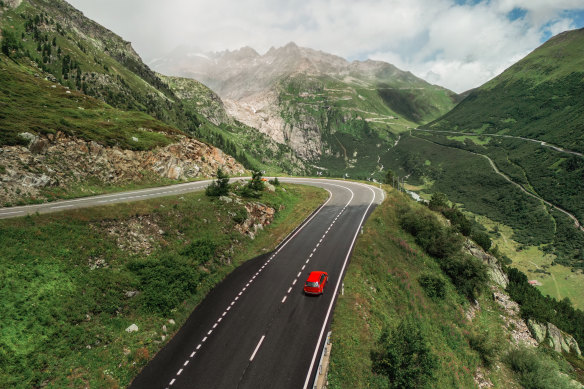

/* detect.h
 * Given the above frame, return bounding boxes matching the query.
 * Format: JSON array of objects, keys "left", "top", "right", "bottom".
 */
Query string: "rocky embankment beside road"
[{"left": 0, "top": 132, "right": 245, "bottom": 205}]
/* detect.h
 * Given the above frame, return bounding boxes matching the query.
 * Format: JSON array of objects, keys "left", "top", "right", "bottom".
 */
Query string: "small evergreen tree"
[
  {"left": 384, "top": 168, "right": 395, "bottom": 185},
  {"left": 428, "top": 192, "right": 449, "bottom": 211},
  {"left": 205, "top": 168, "right": 230, "bottom": 197},
  {"left": 1, "top": 29, "right": 20, "bottom": 57}
]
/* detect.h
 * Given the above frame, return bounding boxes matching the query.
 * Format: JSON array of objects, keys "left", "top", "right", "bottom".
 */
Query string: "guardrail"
[{"left": 312, "top": 331, "right": 332, "bottom": 389}]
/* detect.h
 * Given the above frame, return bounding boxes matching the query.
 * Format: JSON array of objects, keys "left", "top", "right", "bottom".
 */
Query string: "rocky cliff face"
[
  {"left": 528, "top": 319, "right": 582, "bottom": 356},
  {"left": 0, "top": 132, "right": 245, "bottom": 205}
]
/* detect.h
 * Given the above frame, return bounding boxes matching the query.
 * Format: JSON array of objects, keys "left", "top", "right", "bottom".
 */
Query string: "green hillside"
[
  {"left": 329, "top": 187, "right": 584, "bottom": 388},
  {"left": 425, "top": 28, "right": 584, "bottom": 152},
  {"left": 0, "top": 0, "right": 262, "bottom": 171},
  {"left": 0, "top": 54, "right": 180, "bottom": 150}
]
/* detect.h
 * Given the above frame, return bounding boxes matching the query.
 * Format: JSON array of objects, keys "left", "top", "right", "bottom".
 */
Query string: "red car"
[{"left": 304, "top": 271, "right": 328, "bottom": 295}]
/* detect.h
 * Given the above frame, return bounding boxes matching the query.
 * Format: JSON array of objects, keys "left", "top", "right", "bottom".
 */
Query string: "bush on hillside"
[
  {"left": 371, "top": 319, "right": 437, "bottom": 388},
  {"left": 128, "top": 256, "right": 202, "bottom": 316},
  {"left": 238, "top": 170, "right": 265, "bottom": 198},
  {"left": 1, "top": 29, "right": 21, "bottom": 58},
  {"left": 428, "top": 192, "right": 449, "bottom": 211},
  {"left": 471, "top": 230, "right": 492, "bottom": 251},
  {"left": 439, "top": 253, "right": 489, "bottom": 300},
  {"left": 505, "top": 347, "right": 575, "bottom": 389},
  {"left": 442, "top": 207, "right": 473, "bottom": 236},
  {"left": 467, "top": 329, "right": 500, "bottom": 368},
  {"left": 418, "top": 274, "right": 446, "bottom": 300},
  {"left": 399, "top": 207, "right": 463, "bottom": 259}
]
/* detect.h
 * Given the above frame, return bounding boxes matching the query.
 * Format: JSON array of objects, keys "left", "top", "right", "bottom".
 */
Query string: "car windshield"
[{"left": 306, "top": 282, "right": 319, "bottom": 287}]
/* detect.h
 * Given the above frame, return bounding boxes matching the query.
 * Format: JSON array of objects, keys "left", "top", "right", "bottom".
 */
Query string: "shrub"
[
  {"left": 128, "top": 256, "right": 202, "bottom": 316},
  {"left": 439, "top": 253, "right": 489, "bottom": 300},
  {"left": 269, "top": 177, "right": 280, "bottom": 186},
  {"left": 237, "top": 185, "right": 261, "bottom": 198},
  {"left": 505, "top": 347, "right": 575, "bottom": 389},
  {"left": 418, "top": 274, "right": 446, "bottom": 299},
  {"left": 180, "top": 238, "right": 217, "bottom": 261},
  {"left": 467, "top": 330, "right": 499, "bottom": 367},
  {"left": 232, "top": 206, "right": 248, "bottom": 224},
  {"left": 371, "top": 319, "right": 437, "bottom": 388},
  {"left": 471, "top": 231, "right": 492, "bottom": 251},
  {"left": 1, "top": 28, "right": 20, "bottom": 57},
  {"left": 442, "top": 207, "right": 472, "bottom": 236},
  {"left": 428, "top": 192, "right": 449, "bottom": 211},
  {"left": 400, "top": 207, "right": 463, "bottom": 259},
  {"left": 248, "top": 170, "right": 265, "bottom": 191}
]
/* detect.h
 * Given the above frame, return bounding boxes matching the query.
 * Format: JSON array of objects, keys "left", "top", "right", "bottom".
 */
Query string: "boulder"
[{"left": 125, "top": 324, "right": 139, "bottom": 333}]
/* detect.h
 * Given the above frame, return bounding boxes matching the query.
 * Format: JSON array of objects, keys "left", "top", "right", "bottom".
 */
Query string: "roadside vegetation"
[
  {"left": 328, "top": 186, "right": 583, "bottom": 388},
  {"left": 0, "top": 183, "right": 328, "bottom": 388}
]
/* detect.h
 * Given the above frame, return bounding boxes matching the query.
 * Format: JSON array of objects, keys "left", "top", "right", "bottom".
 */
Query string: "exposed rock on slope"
[
  {"left": 528, "top": 319, "right": 582, "bottom": 356},
  {"left": 464, "top": 239, "right": 508, "bottom": 288},
  {"left": 0, "top": 132, "right": 245, "bottom": 205}
]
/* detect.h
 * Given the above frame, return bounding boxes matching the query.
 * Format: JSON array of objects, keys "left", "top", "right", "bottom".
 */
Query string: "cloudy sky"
[{"left": 67, "top": 0, "right": 584, "bottom": 93}]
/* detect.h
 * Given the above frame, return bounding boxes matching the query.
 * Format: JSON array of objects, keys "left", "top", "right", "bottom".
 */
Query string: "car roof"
[{"left": 307, "top": 271, "right": 327, "bottom": 282}]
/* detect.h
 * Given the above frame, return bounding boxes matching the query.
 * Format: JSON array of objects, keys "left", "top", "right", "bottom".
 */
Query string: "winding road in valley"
[
  {"left": 409, "top": 134, "right": 584, "bottom": 232},
  {"left": 0, "top": 178, "right": 385, "bottom": 388},
  {"left": 412, "top": 128, "right": 584, "bottom": 158}
]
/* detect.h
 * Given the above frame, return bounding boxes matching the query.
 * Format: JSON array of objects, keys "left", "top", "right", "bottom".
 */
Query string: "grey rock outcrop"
[
  {"left": 0, "top": 132, "right": 245, "bottom": 205},
  {"left": 464, "top": 239, "right": 508, "bottom": 288},
  {"left": 527, "top": 319, "right": 582, "bottom": 356}
]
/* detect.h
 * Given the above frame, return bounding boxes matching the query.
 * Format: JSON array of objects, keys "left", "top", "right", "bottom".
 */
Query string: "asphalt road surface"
[{"left": 0, "top": 178, "right": 384, "bottom": 388}]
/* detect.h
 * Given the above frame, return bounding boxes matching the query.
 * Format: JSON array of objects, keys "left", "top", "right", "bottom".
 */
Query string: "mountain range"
[{"left": 153, "top": 42, "right": 458, "bottom": 177}]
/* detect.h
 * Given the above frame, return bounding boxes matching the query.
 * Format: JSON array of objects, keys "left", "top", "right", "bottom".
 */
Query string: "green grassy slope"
[
  {"left": 0, "top": 0, "right": 255, "bottom": 170},
  {"left": 276, "top": 72, "right": 458, "bottom": 179},
  {"left": 329, "top": 187, "right": 582, "bottom": 388},
  {"left": 0, "top": 54, "right": 181, "bottom": 149},
  {"left": 385, "top": 29, "right": 584, "bottom": 296},
  {"left": 0, "top": 184, "right": 327, "bottom": 388}
]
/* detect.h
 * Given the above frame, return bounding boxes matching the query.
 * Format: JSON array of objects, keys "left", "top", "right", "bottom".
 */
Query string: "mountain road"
[{"left": 0, "top": 178, "right": 385, "bottom": 388}]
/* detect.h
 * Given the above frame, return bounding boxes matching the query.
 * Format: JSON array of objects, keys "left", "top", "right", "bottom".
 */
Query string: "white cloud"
[{"left": 67, "top": 0, "right": 584, "bottom": 93}]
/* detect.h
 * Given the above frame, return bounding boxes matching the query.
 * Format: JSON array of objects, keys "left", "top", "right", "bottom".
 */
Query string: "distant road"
[
  {"left": 413, "top": 128, "right": 584, "bottom": 158},
  {"left": 0, "top": 177, "right": 385, "bottom": 388},
  {"left": 0, "top": 180, "right": 217, "bottom": 219},
  {"left": 410, "top": 134, "right": 584, "bottom": 232}
]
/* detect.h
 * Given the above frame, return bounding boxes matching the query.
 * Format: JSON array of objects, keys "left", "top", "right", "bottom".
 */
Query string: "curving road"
[
  {"left": 129, "top": 178, "right": 384, "bottom": 389},
  {"left": 0, "top": 178, "right": 385, "bottom": 388}
]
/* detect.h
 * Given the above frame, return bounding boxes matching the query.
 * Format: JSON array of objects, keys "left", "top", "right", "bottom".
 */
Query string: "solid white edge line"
[
  {"left": 249, "top": 335, "right": 266, "bottom": 361},
  {"left": 302, "top": 183, "right": 378, "bottom": 389}
]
